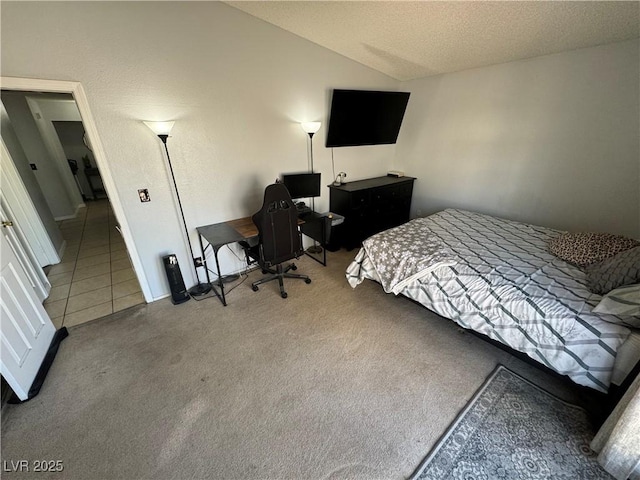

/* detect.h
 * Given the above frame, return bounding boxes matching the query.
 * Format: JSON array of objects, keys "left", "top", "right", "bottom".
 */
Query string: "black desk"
[
  {"left": 298, "top": 211, "right": 330, "bottom": 266},
  {"left": 197, "top": 216, "right": 323, "bottom": 306},
  {"left": 196, "top": 217, "right": 258, "bottom": 306}
]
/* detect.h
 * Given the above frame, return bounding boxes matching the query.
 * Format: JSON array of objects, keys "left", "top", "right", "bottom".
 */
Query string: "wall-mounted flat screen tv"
[{"left": 325, "top": 89, "right": 410, "bottom": 148}]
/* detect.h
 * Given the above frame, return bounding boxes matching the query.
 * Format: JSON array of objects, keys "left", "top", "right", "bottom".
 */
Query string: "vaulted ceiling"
[{"left": 226, "top": 1, "right": 640, "bottom": 81}]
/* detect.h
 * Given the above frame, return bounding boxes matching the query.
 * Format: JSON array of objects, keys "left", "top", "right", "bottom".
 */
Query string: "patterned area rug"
[{"left": 410, "top": 365, "right": 613, "bottom": 479}]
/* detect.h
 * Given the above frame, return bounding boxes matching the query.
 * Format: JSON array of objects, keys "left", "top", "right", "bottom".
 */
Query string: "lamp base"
[
  {"left": 222, "top": 274, "right": 241, "bottom": 284},
  {"left": 189, "top": 282, "right": 212, "bottom": 296},
  {"left": 307, "top": 245, "right": 323, "bottom": 254}
]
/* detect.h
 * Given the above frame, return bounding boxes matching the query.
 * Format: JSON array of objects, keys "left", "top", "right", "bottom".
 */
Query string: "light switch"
[{"left": 138, "top": 189, "right": 150, "bottom": 202}]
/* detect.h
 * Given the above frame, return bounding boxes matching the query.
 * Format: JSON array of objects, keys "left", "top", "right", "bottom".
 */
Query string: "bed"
[{"left": 346, "top": 209, "right": 640, "bottom": 392}]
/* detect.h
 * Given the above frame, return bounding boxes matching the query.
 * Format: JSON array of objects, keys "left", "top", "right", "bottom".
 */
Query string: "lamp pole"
[
  {"left": 301, "top": 122, "right": 321, "bottom": 174},
  {"left": 301, "top": 122, "right": 322, "bottom": 254},
  {"left": 144, "top": 121, "right": 211, "bottom": 297},
  {"left": 308, "top": 131, "right": 316, "bottom": 212}
]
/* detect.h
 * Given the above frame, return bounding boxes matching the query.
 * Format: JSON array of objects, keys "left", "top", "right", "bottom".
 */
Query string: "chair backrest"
[{"left": 252, "top": 183, "right": 302, "bottom": 266}]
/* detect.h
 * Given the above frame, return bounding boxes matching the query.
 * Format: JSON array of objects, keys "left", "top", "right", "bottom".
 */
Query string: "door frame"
[{"left": 1, "top": 77, "right": 152, "bottom": 303}]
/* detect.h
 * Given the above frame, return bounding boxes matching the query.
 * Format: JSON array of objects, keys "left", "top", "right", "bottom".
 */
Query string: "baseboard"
[
  {"left": 57, "top": 239, "right": 67, "bottom": 261},
  {"left": 54, "top": 214, "right": 77, "bottom": 222},
  {"left": 54, "top": 203, "right": 86, "bottom": 222},
  {"left": 152, "top": 292, "right": 173, "bottom": 302},
  {"left": 152, "top": 262, "right": 260, "bottom": 303}
]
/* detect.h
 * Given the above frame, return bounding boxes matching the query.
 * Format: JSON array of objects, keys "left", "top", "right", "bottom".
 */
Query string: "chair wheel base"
[{"left": 248, "top": 261, "right": 310, "bottom": 298}]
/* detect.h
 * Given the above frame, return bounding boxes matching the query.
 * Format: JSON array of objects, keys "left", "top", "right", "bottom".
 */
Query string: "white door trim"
[{"left": 1, "top": 76, "right": 153, "bottom": 303}]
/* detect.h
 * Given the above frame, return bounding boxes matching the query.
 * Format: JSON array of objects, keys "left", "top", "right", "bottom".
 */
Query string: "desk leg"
[
  {"left": 322, "top": 218, "right": 327, "bottom": 266},
  {"left": 198, "top": 234, "right": 226, "bottom": 306},
  {"left": 198, "top": 233, "right": 212, "bottom": 286},
  {"left": 304, "top": 246, "right": 326, "bottom": 266},
  {"left": 213, "top": 247, "right": 227, "bottom": 306},
  {"left": 302, "top": 217, "right": 327, "bottom": 267}
]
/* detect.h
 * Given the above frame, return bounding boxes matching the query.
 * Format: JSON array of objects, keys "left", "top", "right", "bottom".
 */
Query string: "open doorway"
[{"left": 1, "top": 86, "right": 146, "bottom": 328}]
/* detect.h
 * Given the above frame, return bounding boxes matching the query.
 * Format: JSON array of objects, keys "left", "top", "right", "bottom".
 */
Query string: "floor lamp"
[
  {"left": 301, "top": 121, "right": 322, "bottom": 254},
  {"left": 144, "top": 121, "right": 212, "bottom": 297}
]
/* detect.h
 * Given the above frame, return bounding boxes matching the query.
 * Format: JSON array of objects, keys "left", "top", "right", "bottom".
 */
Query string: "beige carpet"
[{"left": 1, "top": 249, "right": 592, "bottom": 480}]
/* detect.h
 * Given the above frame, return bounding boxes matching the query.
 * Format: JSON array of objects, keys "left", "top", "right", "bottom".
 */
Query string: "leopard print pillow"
[{"left": 548, "top": 232, "right": 640, "bottom": 268}]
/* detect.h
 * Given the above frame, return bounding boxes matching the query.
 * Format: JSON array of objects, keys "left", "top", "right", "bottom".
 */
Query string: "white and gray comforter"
[{"left": 346, "top": 209, "right": 631, "bottom": 392}]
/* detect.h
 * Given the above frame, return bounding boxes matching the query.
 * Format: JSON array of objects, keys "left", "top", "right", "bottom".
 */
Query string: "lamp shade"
[
  {"left": 301, "top": 122, "right": 321, "bottom": 134},
  {"left": 144, "top": 121, "right": 175, "bottom": 136}
]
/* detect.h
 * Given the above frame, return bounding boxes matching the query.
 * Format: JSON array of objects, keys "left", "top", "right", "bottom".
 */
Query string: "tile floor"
[{"left": 43, "top": 200, "right": 145, "bottom": 328}]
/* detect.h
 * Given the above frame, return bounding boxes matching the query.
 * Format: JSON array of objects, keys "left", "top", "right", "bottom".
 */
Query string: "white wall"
[
  {"left": 397, "top": 39, "right": 640, "bottom": 238},
  {"left": 0, "top": 2, "right": 398, "bottom": 300},
  {"left": 31, "top": 95, "right": 96, "bottom": 201},
  {"left": 25, "top": 95, "right": 86, "bottom": 214},
  {"left": 0, "top": 105, "right": 64, "bottom": 253}
]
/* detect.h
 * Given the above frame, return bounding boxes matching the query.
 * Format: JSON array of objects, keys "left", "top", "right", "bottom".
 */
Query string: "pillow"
[
  {"left": 593, "top": 284, "right": 640, "bottom": 327},
  {"left": 585, "top": 246, "right": 640, "bottom": 295},
  {"left": 548, "top": 232, "right": 639, "bottom": 267}
]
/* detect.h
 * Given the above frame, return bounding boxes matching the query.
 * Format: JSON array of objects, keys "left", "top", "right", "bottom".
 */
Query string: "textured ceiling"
[{"left": 225, "top": 1, "right": 640, "bottom": 81}]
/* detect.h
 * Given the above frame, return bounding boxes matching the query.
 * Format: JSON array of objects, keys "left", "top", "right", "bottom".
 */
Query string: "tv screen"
[
  {"left": 281, "top": 173, "right": 321, "bottom": 199},
  {"left": 325, "top": 89, "right": 410, "bottom": 148}
]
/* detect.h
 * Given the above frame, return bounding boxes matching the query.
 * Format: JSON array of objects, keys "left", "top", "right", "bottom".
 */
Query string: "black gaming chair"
[{"left": 243, "top": 183, "right": 311, "bottom": 298}]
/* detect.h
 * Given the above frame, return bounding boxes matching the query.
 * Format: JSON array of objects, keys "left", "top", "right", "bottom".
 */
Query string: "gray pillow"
[
  {"left": 592, "top": 284, "right": 640, "bottom": 327},
  {"left": 585, "top": 246, "right": 640, "bottom": 295}
]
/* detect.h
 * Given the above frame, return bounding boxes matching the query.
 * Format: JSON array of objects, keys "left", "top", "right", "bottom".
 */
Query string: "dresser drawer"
[
  {"left": 328, "top": 176, "right": 416, "bottom": 249},
  {"left": 372, "top": 184, "right": 412, "bottom": 208},
  {"left": 350, "top": 190, "right": 370, "bottom": 209}
]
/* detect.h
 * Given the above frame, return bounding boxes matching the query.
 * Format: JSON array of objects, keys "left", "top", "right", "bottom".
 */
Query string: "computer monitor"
[{"left": 281, "top": 173, "right": 321, "bottom": 199}]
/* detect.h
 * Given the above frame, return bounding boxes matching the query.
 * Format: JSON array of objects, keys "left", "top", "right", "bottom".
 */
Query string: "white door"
[
  {"left": 0, "top": 226, "right": 56, "bottom": 401},
  {"left": 0, "top": 135, "right": 60, "bottom": 268},
  {"left": 0, "top": 203, "right": 51, "bottom": 302}
]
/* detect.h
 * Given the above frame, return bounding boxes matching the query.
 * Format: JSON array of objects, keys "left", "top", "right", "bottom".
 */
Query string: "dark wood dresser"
[{"left": 328, "top": 175, "right": 415, "bottom": 250}]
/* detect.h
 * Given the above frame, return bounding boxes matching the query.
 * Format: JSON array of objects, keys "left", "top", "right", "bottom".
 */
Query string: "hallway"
[{"left": 43, "top": 200, "right": 145, "bottom": 328}]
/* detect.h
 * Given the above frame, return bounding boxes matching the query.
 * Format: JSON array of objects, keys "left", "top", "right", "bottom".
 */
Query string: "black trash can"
[{"left": 320, "top": 212, "right": 344, "bottom": 252}]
